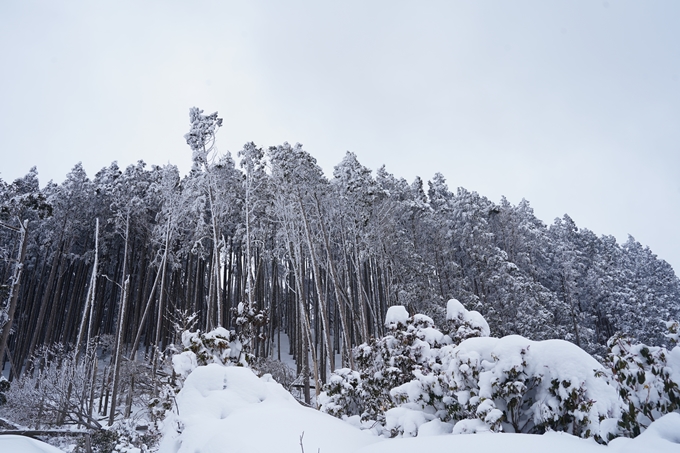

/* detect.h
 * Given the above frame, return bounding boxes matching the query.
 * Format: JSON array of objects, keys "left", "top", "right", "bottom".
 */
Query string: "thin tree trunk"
[
  {"left": 296, "top": 190, "right": 334, "bottom": 379},
  {"left": 0, "top": 219, "right": 29, "bottom": 374},
  {"left": 76, "top": 218, "right": 99, "bottom": 359},
  {"left": 109, "top": 276, "right": 129, "bottom": 426},
  {"left": 109, "top": 211, "right": 131, "bottom": 426},
  {"left": 312, "top": 194, "right": 354, "bottom": 369}
]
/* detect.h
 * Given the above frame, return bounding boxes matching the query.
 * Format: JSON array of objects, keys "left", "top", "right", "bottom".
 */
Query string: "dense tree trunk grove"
[{"left": 1, "top": 109, "right": 679, "bottom": 426}]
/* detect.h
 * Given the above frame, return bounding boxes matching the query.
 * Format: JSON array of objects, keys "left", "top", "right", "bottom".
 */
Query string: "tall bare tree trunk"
[
  {"left": 109, "top": 276, "right": 129, "bottom": 426},
  {"left": 131, "top": 218, "right": 170, "bottom": 361},
  {"left": 312, "top": 194, "right": 354, "bottom": 370},
  {"left": 109, "top": 212, "right": 131, "bottom": 426},
  {"left": 0, "top": 219, "right": 28, "bottom": 375},
  {"left": 207, "top": 182, "right": 223, "bottom": 327},
  {"left": 76, "top": 218, "right": 99, "bottom": 359},
  {"left": 296, "top": 192, "right": 334, "bottom": 378}
]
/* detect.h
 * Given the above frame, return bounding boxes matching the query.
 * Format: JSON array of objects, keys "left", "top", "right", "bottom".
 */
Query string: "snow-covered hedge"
[{"left": 320, "top": 299, "right": 680, "bottom": 443}]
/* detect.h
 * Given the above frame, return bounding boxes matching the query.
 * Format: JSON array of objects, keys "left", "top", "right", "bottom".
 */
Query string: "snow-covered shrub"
[
  {"left": 384, "top": 406, "right": 433, "bottom": 437},
  {"left": 320, "top": 306, "right": 448, "bottom": 425},
  {"left": 666, "top": 320, "right": 679, "bottom": 346},
  {"left": 172, "top": 327, "right": 244, "bottom": 381},
  {"left": 444, "top": 298, "right": 490, "bottom": 344},
  {"left": 390, "top": 366, "right": 455, "bottom": 425},
  {"left": 442, "top": 335, "right": 620, "bottom": 439},
  {"left": 87, "top": 429, "right": 120, "bottom": 453},
  {"left": 233, "top": 301, "right": 269, "bottom": 363},
  {"left": 0, "top": 376, "right": 8, "bottom": 406},
  {"left": 605, "top": 332, "right": 680, "bottom": 437},
  {"left": 318, "top": 368, "right": 363, "bottom": 418},
  {"left": 323, "top": 300, "right": 646, "bottom": 442},
  {"left": 358, "top": 309, "right": 447, "bottom": 423},
  {"left": 251, "top": 356, "right": 296, "bottom": 391}
]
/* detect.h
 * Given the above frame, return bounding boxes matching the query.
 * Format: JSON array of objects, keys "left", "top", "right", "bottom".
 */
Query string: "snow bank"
[
  {"left": 158, "top": 364, "right": 378, "bottom": 453},
  {"left": 0, "top": 435, "right": 66, "bottom": 453},
  {"left": 669, "top": 346, "right": 680, "bottom": 383},
  {"left": 607, "top": 412, "right": 680, "bottom": 453},
  {"left": 356, "top": 414, "right": 680, "bottom": 453},
  {"left": 159, "top": 358, "right": 680, "bottom": 453}
]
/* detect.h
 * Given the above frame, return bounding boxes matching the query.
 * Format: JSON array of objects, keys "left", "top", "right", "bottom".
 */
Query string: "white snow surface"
[
  {"left": 446, "top": 298, "right": 490, "bottom": 336},
  {"left": 669, "top": 346, "right": 680, "bottom": 383},
  {"left": 158, "top": 364, "right": 379, "bottom": 453},
  {"left": 156, "top": 361, "right": 680, "bottom": 453},
  {"left": 0, "top": 435, "right": 67, "bottom": 453},
  {"left": 385, "top": 305, "right": 409, "bottom": 327}
]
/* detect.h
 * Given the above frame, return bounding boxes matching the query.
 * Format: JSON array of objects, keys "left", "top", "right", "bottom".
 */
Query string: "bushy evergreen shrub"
[{"left": 605, "top": 329, "right": 680, "bottom": 437}]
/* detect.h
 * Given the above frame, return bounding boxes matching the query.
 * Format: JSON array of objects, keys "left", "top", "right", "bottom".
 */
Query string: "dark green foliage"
[
  {"left": 605, "top": 330, "right": 680, "bottom": 437},
  {"left": 0, "top": 376, "right": 9, "bottom": 405},
  {"left": 87, "top": 429, "right": 120, "bottom": 453}
]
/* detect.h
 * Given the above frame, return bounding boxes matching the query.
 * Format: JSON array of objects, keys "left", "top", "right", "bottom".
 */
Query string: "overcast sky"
[{"left": 1, "top": 0, "right": 679, "bottom": 271}]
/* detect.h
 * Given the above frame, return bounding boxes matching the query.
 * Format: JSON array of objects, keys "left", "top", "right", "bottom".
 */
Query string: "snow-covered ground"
[
  {"left": 0, "top": 434, "right": 67, "bottom": 453},
  {"left": 156, "top": 362, "right": 680, "bottom": 453},
  {"left": 3, "top": 359, "right": 679, "bottom": 453},
  {"left": 4, "top": 311, "right": 679, "bottom": 453}
]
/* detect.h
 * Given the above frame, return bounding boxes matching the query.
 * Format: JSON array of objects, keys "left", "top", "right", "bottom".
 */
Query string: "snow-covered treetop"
[
  {"left": 446, "top": 298, "right": 490, "bottom": 338},
  {"left": 385, "top": 305, "right": 409, "bottom": 328}
]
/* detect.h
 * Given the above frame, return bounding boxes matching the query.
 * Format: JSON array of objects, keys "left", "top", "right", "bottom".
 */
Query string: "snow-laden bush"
[
  {"left": 323, "top": 299, "right": 625, "bottom": 440},
  {"left": 320, "top": 306, "right": 449, "bottom": 425},
  {"left": 0, "top": 376, "right": 9, "bottom": 406},
  {"left": 443, "top": 298, "right": 490, "bottom": 344},
  {"left": 666, "top": 320, "right": 679, "bottom": 346},
  {"left": 171, "top": 327, "right": 244, "bottom": 381},
  {"left": 319, "top": 368, "right": 363, "bottom": 419},
  {"left": 605, "top": 330, "right": 680, "bottom": 437},
  {"left": 321, "top": 301, "right": 680, "bottom": 442},
  {"left": 389, "top": 334, "right": 622, "bottom": 439},
  {"left": 442, "top": 335, "right": 620, "bottom": 439},
  {"left": 383, "top": 299, "right": 493, "bottom": 435}
]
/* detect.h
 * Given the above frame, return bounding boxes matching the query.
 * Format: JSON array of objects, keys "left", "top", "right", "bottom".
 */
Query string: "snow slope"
[
  {"left": 158, "top": 364, "right": 379, "bottom": 453},
  {"left": 159, "top": 362, "right": 680, "bottom": 453},
  {"left": 0, "top": 435, "right": 67, "bottom": 453}
]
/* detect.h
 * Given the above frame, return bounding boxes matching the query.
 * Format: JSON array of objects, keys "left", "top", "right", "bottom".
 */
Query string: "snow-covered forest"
[{"left": 1, "top": 109, "right": 679, "bottom": 452}]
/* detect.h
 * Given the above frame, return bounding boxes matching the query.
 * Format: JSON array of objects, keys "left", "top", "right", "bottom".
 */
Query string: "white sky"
[{"left": 1, "top": 0, "right": 679, "bottom": 271}]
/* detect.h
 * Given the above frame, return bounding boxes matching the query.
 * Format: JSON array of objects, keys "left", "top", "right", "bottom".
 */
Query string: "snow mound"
[
  {"left": 635, "top": 412, "right": 680, "bottom": 444},
  {"left": 0, "top": 435, "right": 66, "bottom": 453},
  {"left": 607, "top": 412, "right": 680, "bottom": 453},
  {"left": 159, "top": 364, "right": 378, "bottom": 453},
  {"left": 385, "top": 305, "right": 409, "bottom": 327}
]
